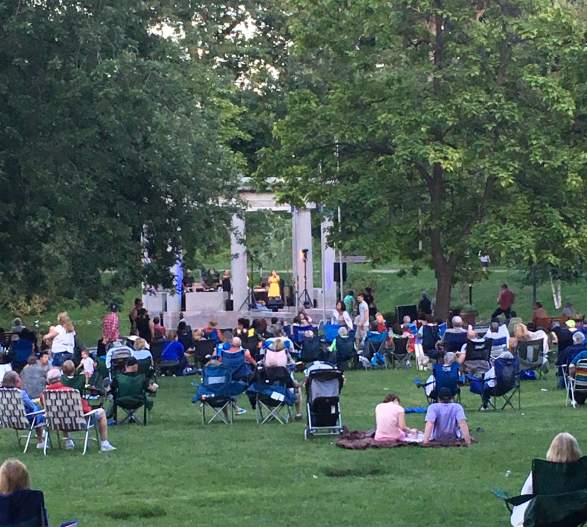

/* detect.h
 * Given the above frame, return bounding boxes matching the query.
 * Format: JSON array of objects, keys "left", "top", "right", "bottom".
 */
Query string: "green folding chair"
[
  {"left": 112, "top": 373, "right": 152, "bottom": 425},
  {"left": 496, "top": 457, "right": 587, "bottom": 527}
]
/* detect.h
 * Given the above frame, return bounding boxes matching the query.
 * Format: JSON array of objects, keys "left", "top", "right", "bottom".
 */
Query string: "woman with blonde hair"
[
  {"left": 42, "top": 312, "right": 76, "bottom": 367},
  {"left": 0, "top": 459, "right": 30, "bottom": 494},
  {"left": 511, "top": 433, "right": 583, "bottom": 526},
  {"left": 509, "top": 322, "right": 549, "bottom": 369}
]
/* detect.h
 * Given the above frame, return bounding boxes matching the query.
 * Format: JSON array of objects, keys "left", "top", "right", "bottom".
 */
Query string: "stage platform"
[{"left": 161, "top": 307, "right": 332, "bottom": 332}]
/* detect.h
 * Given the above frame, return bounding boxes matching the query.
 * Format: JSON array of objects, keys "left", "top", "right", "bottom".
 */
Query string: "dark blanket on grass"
[{"left": 336, "top": 428, "right": 471, "bottom": 450}]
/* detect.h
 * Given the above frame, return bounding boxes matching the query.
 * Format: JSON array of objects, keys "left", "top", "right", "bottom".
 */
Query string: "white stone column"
[
  {"left": 293, "top": 208, "right": 314, "bottom": 308},
  {"left": 321, "top": 218, "right": 337, "bottom": 309},
  {"left": 230, "top": 214, "right": 248, "bottom": 311}
]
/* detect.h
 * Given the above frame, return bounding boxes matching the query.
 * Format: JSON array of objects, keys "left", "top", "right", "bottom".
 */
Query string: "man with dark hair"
[
  {"left": 423, "top": 387, "right": 471, "bottom": 445},
  {"left": 355, "top": 292, "right": 370, "bottom": 349},
  {"left": 20, "top": 351, "right": 50, "bottom": 399},
  {"left": 129, "top": 298, "right": 143, "bottom": 335},
  {"left": 491, "top": 284, "right": 516, "bottom": 320}
]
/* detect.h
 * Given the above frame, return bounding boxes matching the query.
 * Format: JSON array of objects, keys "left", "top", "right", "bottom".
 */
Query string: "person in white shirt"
[
  {"left": 511, "top": 433, "right": 583, "bottom": 527},
  {"left": 331, "top": 300, "right": 354, "bottom": 330},
  {"left": 42, "top": 312, "right": 76, "bottom": 367},
  {"left": 355, "top": 292, "right": 370, "bottom": 348}
]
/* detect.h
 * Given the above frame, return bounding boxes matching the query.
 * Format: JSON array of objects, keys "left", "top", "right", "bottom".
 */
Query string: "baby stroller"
[{"left": 304, "top": 362, "right": 344, "bottom": 439}]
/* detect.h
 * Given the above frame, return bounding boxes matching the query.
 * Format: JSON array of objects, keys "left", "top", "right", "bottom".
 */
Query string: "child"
[{"left": 80, "top": 349, "right": 95, "bottom": 385}]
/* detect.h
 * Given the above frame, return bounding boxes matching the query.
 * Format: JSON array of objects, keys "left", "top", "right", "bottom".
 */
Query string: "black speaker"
[
  {"left": 334, "top": 262, "right": 347, "bottom": 283},
  {"left": 225, "top": 299, "right": 234, "bottom": 311}
]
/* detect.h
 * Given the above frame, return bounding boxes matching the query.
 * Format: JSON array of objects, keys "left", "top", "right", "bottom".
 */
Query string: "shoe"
[
  {"left": 36, "top": 442, "right": 45, "bottom": 449},
  {"left": 295, "top": 413, "right": 303, "bottom": 421},
  {"left": 107, "top": 419, "right": 117, "bottom": 426},
  {"left": 100, "top": 442, "right": 117, "bottom": 452},
  {"left": 235, "top": 407, "right": 247, "bottom": 415},
  {"left": 64, "top": 439, "right": 75, "bottom": 450}
]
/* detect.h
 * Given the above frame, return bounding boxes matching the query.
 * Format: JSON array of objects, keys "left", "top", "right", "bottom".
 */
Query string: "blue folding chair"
[
  {"left": 416, "top": 362, "right": 461, "bottom": 404},
  {"left": 193, "top": 364, "right": 244, "bottom": 424},
  {"left": 323, "top": 324, "right": 341, "bottom": 344},
  {"left": 221, "top": 350, "right": 252, "bottom": 381},
  {"left": 443, "top": 331, "right": 468, "bottom": 353},
  {"left": 364, "top": 331, "right": 388, "bottom": 367}
]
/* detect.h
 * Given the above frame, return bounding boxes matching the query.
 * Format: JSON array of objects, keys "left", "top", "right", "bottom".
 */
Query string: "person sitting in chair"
[
  {"left": 161, "top": 336, "right": 187, "bottom": 376},
  {"left": 0, "top": 459, "right": 50, "bottom": 526},
  {"left": 124, "top": 357, "right": 158, "bottom": 394},
  {"left": 510, "top": 432, "right": 583, "bottom": 527},
  {"left": 42, "top": 368, "right": 116, "bottom": 452},
  {"left": 422, "top": 387, "right": 471, "bottom": 446},
  {"left": 374, "top": 393, "right": 417, "bottom": 443},
  {"left": 479, "top": 350, "right": 515, "bottom": 410},
  {"left": 1, "top": 372, "right": 45, "bottom": 449},
  {"left": 441, "top": 316, "right": 468, "bottom": 353},
  {"left": 20, "top": 351, "right": 50, "bottom": 399}
]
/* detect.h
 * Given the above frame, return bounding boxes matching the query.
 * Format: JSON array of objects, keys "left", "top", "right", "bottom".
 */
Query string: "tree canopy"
[
  {"left": 0, "top": 0, "right": 242, "bottom": 308},
  {"left": 261, "top": 0, "right": 587, "bottom": 316}
]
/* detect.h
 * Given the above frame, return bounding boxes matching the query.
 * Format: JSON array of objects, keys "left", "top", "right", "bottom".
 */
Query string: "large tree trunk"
[{"left": 434, "top": 264, "right": 453, "bottom": 320}]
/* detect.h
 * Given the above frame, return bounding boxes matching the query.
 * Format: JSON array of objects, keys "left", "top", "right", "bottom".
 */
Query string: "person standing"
[
  {"left": 364, "top": 287, "right": 377, "bottom": 318},
  {"left": 343, "top": 291, "right": 355, "bottom": 316},
  {"left": 492, "top": 284, "right": 516, "bottom": 320},
  {"left": 267, "top": 270, "right": 281, "bottom": 299},
  {"left": 102, "top": 303, "right": 120, "bottom": 348},
  {"left": 129, "top": 298, "right": 143, "bottom": 335},
  {"left": 479, "top": 252, "right": 490, "bottom": 273},
  {"left": 355, "top": 292, "right": 370, "bottom": 348},
  {"left": 42, "top": 312, "right": 76, "bottom": 367},
  {"left": 135, "top": 308, "right": 154, "bottom": 344}
]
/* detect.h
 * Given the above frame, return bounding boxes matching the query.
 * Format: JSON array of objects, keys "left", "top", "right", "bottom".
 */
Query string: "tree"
[
  {"left": 262, "top": 0, "right": 587, "bottom": 317},
  {"left": 0, "top": 0, "right": 242, "bottom": 307}
]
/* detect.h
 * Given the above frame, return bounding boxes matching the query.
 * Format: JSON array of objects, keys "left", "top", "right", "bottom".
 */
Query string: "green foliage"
[
  {"left": 0, "top": 0, "right": 242, "bottom": 306},
  {"left": 260, "top": 0, "right": 587, "bottom": 316}
]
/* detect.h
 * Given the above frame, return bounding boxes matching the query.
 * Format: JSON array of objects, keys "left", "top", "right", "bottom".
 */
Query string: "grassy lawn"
[{"left": 2, "top": 368, "right": 584, "bottom": 526}]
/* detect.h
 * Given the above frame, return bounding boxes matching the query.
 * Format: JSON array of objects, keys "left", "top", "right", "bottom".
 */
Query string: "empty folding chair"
[
  {"left": 388, "top": 336, "right": 411, "bottom": 369},
  {"left": 0, "top": 388, "right": 45, "bottom": 453}
]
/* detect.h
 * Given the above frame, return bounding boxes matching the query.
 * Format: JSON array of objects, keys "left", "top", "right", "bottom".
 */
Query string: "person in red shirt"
[
  {"left": 102, "top": 303, "right": 120, "bottom": 346},
  {"left": 42, "top": 368, "right": 116, "bottom": 452},
  {"left": 492, "top": 283, "right": 516, "bottom": 320}
]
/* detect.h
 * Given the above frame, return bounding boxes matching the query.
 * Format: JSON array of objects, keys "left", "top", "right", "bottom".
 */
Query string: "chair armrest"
[
  {"left": 83, "top": 410, "right": 100, "bottom": 417},
  {"left": 25, "top": 409, "right": 45, "bottom": 417}
]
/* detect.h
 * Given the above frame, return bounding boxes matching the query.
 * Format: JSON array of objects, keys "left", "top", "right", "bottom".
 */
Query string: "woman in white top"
[
  {"left": 43, "top": 312, "right": 76, "bottom": 367},
  {"left": 331, "top": 301, "right": 353, "bottom": 330},
  {"left": 511, "top": 432, "right": 583, "bottom": 526}
]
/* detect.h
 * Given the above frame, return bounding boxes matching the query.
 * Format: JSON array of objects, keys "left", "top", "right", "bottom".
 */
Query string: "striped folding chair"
[
  {"left": 42, "top": 389, "right": 100, "bottom": 455},
  {"left": 568, "top": 359, "right": 587, "bottom": 408},
  {"left": 0, "top": 388, "right": 45, "bottom": 453}
]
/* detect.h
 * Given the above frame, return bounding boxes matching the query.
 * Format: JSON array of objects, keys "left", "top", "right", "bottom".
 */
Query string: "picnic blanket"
[{"left": 335, "top": 428, "right": 472, "bottom": 450}]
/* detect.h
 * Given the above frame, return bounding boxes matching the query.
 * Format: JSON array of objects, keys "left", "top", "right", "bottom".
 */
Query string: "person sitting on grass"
[
  {"left": 374, "top": 393, "right": 418, "bottom": 443},
  {"left": 1, "top": 372, "right": 45, "bottom": 449},
  {"left": 422, "top": 387, "right": 471, "bottom": 446},
  {"left": 42, "top": 368, "right": 116, "bottom": 452},
  {"left": 510, "top": 432, "right": 583, "bottom": 527}
]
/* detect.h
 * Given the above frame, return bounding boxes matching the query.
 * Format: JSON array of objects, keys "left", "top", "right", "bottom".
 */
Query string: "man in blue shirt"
[{"left": 161, "top": 338, "right": 186, "bottom": 376}]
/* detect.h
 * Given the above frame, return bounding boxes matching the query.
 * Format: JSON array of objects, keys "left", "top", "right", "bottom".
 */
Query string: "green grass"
[{"left": 2, "top": 369, "right": 585, "bottom": 526}]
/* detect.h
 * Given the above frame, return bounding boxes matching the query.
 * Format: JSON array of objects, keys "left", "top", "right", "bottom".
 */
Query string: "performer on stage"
[{"left": 268, "top": 269, "right": 281, "bottom": 299}]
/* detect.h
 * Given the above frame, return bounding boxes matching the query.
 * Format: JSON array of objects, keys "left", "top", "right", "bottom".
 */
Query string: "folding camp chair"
[
  {"left": 421, "top": 324, "right": 441, "bottom": 361},
  {"left": 0, "top": 388, "right": 45, "bottom": 453},
  {"left": 10, "top": 339, "right": 34, "bottom": 373},
  {"left": 387, "top": 336, "right": 410, "bottom": 369},
  {"left": 334, "top": 336, "right": 355, "bottom": 370},
  {"left": 487, "top": 335, "right": 509, "bottom": 360},
  {"left": 193, "top": 340, "right": 215, "bottom": 367},
  {"left": 567, "top": 358, "right": 587, "bottom": 408},
  {"left": 481, "top": 357, "right": 520, "bottom": 411},
  {"left": 301, "top": 335, "right": 322, "bottom": 363},
  {"left": 517, "top": 339, "right": 546, "bottom": 377},
  {"left": 443, "top": 331, "right": 468, "bottom": 353},
  {"left": 364, "top": 331, "right": 388, "bottom": 367},
  {"left": 462, "top": 339, "right": 491, "bottom": 374},
  {"left": 193, "top": 365, "right": 237, "bottom": 424},
  {"left": 252, "top": 369, "right": 294, "bottom": 425},
  {"left": 323, "top": 324, "right": 341, "bottom": 344},
  {"left": 497, "top": 456, "right": 587, "bottom": 527},
  {"left": 417, "top": 363, "right": 461, "bottom": 404},
  {"left": 42, "top": 389, "right": 100, "bottom": 455},
  {"left": 112, "top": 373, "right": 152, "bottom": 425},
  {"left": 0, "top": 489, "right": 49, "bottom": 527}
]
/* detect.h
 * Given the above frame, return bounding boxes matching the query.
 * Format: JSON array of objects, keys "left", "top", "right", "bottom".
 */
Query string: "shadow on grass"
[
  {"left": 104, "top": 503, "right": 167, "bottom": 520},
  {"left": 322, "top": 466, "right": 385, "bottom": 478}
]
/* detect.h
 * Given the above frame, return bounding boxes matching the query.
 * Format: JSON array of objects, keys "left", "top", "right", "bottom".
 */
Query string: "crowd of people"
[{"left": 1, "top": 284, "right": 587, "bottom": 526}]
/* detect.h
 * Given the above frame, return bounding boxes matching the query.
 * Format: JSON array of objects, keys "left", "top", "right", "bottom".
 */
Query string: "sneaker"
[
  {"left": 36, "top": 442, "right": 45, "bottom": 449},
  {"left": 100, "top": 441, "right": 117, "bottom": 452},
  {"left": 295, "top": 413, "right": 303, "bottom": 421},
  {"left": 64, "top": 439, "right": 75, "bottom": 450},
  {"left": 235, "top": 406, "right": 247, "bottom": 415}
]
